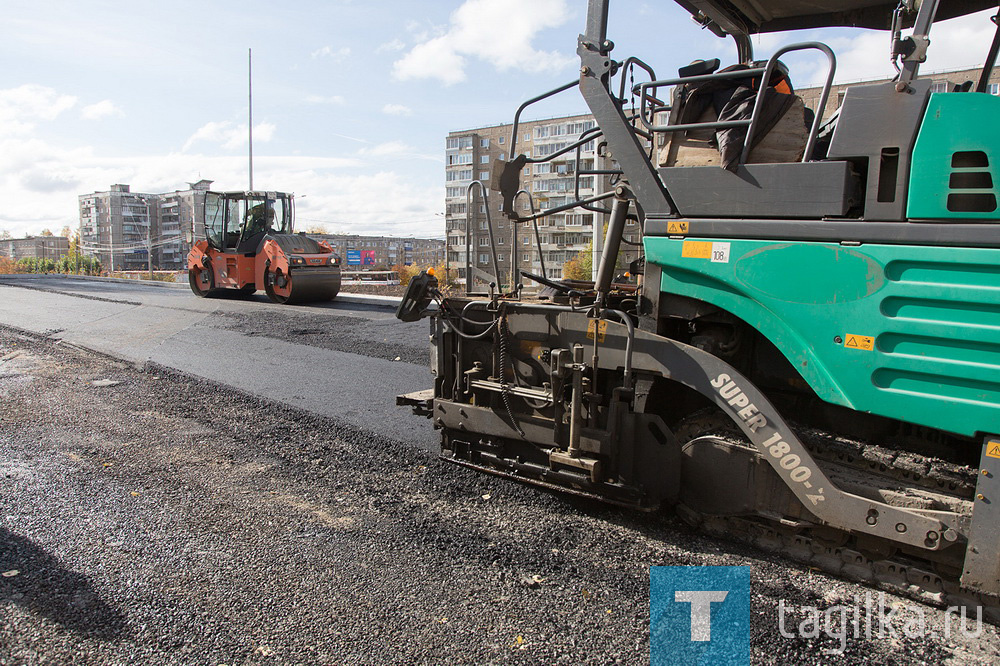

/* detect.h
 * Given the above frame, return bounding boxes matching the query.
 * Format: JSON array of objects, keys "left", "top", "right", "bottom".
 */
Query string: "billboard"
[
  {"left": 361, "top": 250, "right": 376, "bottom": 266},
  {"left": 346, "top": 250, "right": 361, "bottom": 265}
]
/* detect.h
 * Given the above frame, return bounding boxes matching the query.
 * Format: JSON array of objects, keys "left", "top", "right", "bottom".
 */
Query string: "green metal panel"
[
  {"left": 908, "top": 92, "right": 1000, "bottom": 220},
  {"left": 645, "top": 237, "right": 1000, "bottom": 437}
]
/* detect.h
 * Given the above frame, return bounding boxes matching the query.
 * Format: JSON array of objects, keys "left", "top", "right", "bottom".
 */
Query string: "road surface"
[{"left": 0, "top": 275, "right": 436, "bottom": 449}]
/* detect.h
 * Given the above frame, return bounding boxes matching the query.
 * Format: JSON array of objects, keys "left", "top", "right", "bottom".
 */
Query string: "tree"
[
  {"left": 60, "top": 225, "right": 73, "bottom": 238},
  {"left": 390, "top": 263, "right": 422, "bottom": 286},
  {"left": 303, "top": 224, "right": 328, "bottom": 234},
  {"left": 0, "top": 229, "right": 10, "bottom": 240},
  {"left": 562, "top": 244, "right": 593, "bottom": 281},
  {"left": 0, "top": 256, "right": 15, "bottom": 274},
  {"left": 66, "top": 231, "right": 83, "bottom": 274},
  {"left": 39, "top": 228, "right": 54, "bottom": 237}
]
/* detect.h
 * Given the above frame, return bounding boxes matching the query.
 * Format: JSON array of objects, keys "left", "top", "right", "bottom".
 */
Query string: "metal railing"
[{"left": 633, "top": 42, "right": 837, "bottom": 164}]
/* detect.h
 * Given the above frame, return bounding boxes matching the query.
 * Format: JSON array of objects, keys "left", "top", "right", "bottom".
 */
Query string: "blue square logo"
[{"left": 650, "top": 566, "right": 750, "bottom": 666}]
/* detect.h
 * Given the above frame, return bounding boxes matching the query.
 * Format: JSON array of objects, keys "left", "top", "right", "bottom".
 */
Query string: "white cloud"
[
  {"left": 311, "top": 45, "right": 351, "bottom": 61},
  {"left": 306, "top": 94, "right": 346, "bottom": 105},
  {"left": 81, "top": 99, "right": 124, "bottom": 120},
  {"left": 759, "top": 9, "right": 998, "bottom": 88},
  {"left": 376, "top": 38, "right": 406, "bottom": 53},
  {"left": 0, "top": 84, "right": 77, "bottom": 137},
  {"left": 182, "top": 121, "right": 276, "bottom": 152},
  {"left": 382, "top": 103, "right": 413, "bottom": 116},
  {"left": 357, "top": 141, "right": 442, "bottom": 162},
  {"left": 392, "top": 0, "right": 575, "bottom": 85}
]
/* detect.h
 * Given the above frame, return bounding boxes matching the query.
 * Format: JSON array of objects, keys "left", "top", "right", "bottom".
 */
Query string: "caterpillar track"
[{"left": 673, "top": 413, "right": 997, "bottom": 620}]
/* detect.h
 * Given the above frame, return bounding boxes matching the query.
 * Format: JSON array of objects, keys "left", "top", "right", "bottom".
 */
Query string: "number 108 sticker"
[{"left": 710, "top": 242, "right": 730, "bottom": 263}]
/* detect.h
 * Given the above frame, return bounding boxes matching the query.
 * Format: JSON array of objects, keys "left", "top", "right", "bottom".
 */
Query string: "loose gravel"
[{"left": 1, "top": 327, "right": 997, "bottom": 665}]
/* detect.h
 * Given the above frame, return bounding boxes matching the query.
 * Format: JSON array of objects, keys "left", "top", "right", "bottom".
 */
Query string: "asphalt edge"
[{"left": 0, "top": 273, "right": 402, "bottom": 307}]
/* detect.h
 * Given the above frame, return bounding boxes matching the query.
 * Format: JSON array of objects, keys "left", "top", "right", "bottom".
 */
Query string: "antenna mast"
[{"left": 248, "top": 47, "right": 254, "bottom": 191}]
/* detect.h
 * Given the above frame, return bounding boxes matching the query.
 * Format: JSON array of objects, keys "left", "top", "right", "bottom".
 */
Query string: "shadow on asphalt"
[{"left": 0, "top": 527, "right": 128, "bottom": 640}]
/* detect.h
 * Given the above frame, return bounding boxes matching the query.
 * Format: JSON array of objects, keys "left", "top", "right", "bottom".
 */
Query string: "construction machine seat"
[{"left": 657, "top": 60, "right": 809, "bottom": 169}]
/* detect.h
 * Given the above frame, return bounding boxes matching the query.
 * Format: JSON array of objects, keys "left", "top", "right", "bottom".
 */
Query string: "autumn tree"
[{"left": 39, "top": 228, "right": 54, "bottom": 237}]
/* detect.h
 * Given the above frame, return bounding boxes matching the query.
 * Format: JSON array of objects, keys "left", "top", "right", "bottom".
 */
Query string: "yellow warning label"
[
  {"left": 681, "top": 241, "right": 713, "bottom": 259},
  {"left": 986, "top": 440, "right": 1000, "bottom": 460},
  {"left": 587, "top": 319, "right": 608, "bottom": 343},
  {"left": 844, "top": 334, "right": 875, "bottom": 351},
  {"left": 667, "top": 221, "right": 690, "bottom": 235}
]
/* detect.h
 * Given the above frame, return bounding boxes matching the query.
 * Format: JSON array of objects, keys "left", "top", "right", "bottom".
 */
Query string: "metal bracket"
[{"left": 962, "top": 435, "right": 1000, "bottom": 594}]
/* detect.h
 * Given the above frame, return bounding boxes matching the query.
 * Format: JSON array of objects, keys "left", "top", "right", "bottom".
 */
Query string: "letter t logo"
[{"left": 674, "top": 590, "right": 729, "bottom": 641}]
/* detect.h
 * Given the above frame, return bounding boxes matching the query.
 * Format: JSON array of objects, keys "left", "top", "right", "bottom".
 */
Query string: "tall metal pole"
[
  {"left": 146, "top": 198, "right": 153, "bottom": 280},
  {"left": 248, "top": 48, "right": 254, "bottom": 191}
]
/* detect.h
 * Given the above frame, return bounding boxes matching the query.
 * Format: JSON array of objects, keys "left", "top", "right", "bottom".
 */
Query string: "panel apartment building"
[
  {"left": 0, "top": 235, "right": 69, "bottom": 261},
  {"left": 445, "top": 113, "right": 643, "bottom": 286},
  {"left": 448, "top": 66, "right": 1000, "bottom": 284},
  {"left": 78, "top": 180, "right": 213, "bottom": 271}
]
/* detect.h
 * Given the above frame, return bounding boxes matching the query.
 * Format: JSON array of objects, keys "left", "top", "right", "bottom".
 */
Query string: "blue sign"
[
  {"left": 650, "top": 566, "right": 750, "bottom": 666},
  {"left": 346, "top": 249, "right": 361, "bottom": 265}
]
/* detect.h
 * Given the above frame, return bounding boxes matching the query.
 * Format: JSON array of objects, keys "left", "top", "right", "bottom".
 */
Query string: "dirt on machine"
[
  {"left": 187, "top": 190, "right": 341, "bottom": 304},
  {"left": 398, "top": 0, "right": 1000, "bottom": 618}
]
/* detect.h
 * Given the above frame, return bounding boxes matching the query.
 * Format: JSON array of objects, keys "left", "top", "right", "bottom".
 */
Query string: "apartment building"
[
  {"left": 446, "top": 113, "right": 648, "bottom": 287},
  {"left": 78, "top": 180, "right": 213, "bottom": 271},
  {"left": 0, "top": 235, "right": 69, "bottom": 261},
  {"left": 312, "top": 233, "right": 444, "bottom": 269}
]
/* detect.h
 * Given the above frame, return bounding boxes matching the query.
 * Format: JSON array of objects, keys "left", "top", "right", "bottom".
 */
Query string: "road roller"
[{"left": 186, "top": 190, "right": 341, "bottom": 304}]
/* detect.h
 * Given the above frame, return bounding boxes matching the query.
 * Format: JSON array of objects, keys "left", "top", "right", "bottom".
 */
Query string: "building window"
[
  {"left": 479, "top": 171, "right": 489, "bottom": 180},
  {"left": 930, "top": 81, "right": 948, "bottom": 93},
  {"left": 498, "top": 136, "right": 504, "bottom": 144},
  {"left": 480, "top": 138, "right": 489, "bottom": 148},
  {"left": 479, "top": 253, "right": 489, "bottom": 263},
  {"left": 446, "top": 169, "right": 473, "bottom": 182},
  {"left": 524, "top": 167, "right": 530, "bottom": 175},
  {"left": 497, "top": 254, "right": 506, "bottom": 262},
  {"left": 498, "top": 236, "right": 505, "bottom": 244},
  {"left": 990, "top": 83, "right": 999, "bottom": 95},
  {"left": 479, "top": 237, "right": 489, "bottom": 246},
  {"left": 480, "top": 155, "right": 489, "bottom": 163}
]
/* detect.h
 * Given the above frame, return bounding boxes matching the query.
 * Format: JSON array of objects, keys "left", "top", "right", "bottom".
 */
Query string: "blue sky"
[{"left": 1, "top": 1, "right": 994, "bottom": 239}]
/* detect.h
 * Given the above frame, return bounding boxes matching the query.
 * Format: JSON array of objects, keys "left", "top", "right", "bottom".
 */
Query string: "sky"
[{"left": 1, "top": 0, "right": 995, "bottom": 240}]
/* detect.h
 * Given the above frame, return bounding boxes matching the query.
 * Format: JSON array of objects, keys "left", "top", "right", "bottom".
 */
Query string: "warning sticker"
[
  {"left": 986, "top": 440, "right": 1000, "bottom": 460},
  {"left": 844, "top": 334, "right": 875, "bottom": 351},
  {"left": 682, "top": 241, "right": 731, "bottom": 263},
  {"left": 682, "top": 241, "right": 712, "bottom": 259},
  {"left": 587, "top": 319, "right": 608, "bottom": 343},
  {"left": 667, "top": 221, "right": 690, "bottom": 235}
]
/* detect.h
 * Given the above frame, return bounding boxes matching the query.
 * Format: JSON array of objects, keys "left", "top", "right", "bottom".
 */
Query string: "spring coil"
[{"left": 498, "top": 315, "right": 527, "bottom": 439}]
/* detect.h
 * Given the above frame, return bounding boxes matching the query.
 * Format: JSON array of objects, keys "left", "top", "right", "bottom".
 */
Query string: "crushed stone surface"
[{"left": 1, "top": 328, "right": 997, "bottom": 665}]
